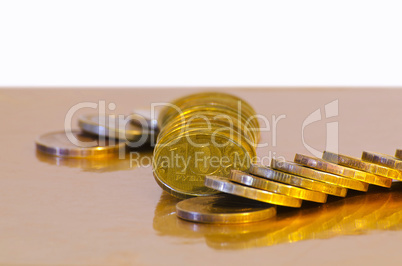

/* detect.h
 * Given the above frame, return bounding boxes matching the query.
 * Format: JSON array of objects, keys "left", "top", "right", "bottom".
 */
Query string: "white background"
[{"left": 0, "top": 0, "right": 401, "bottom": 87}]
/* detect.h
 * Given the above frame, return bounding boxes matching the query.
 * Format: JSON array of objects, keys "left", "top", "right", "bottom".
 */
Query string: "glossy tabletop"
[{"left": 1, "top": 88, "right": 402, "bottom": 265}]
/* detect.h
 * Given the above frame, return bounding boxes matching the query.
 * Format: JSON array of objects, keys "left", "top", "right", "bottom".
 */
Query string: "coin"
[
  {"left": 131, "top": 108, "right": 159, "bottom": 131},
  {"left": 158, "top": 108, "right": 256, "bottom": 145},
  {"left": 294, "top": 154, "right": 369, "bottom": 191},
  {"left": 204, "top": 175, "right": 302, "bottom": 207},
  {"left": 361, "top": 151, "right": 402, "bottom": 179},
  {"left": 156, "top": 125, "right": 256, "bottom": 159},
  {"left": 153, "top": 92, "right": 260, "bottom": 199},
  {"left": 271, "top": 159, "right": 362, "bottom": 192},
  {"left": 229, "top": 170, "right": 327, "bottom": 203},
  {"left": 35, "top": 130, "right": 125, "bottom": 158},
  {"left": 176, "top": 194, "right": 277, "bottom": 224},
  {"left": 78, "top": 114, "right": 155, "bottom": 147},
  {"left": 395, "top": 149, "right": 402, "bottom": 161},
  {"left": 160, "top": 92, "right": 258, "bottom": 127},
  {"left": 158, "top": 97, "right": 260, "bottom": 141},
  {"left": 153, "top": 131, "right": 253, "bottom": 198},
  {"left": 322, "top": 151, "right": 393, "bottom": 187},
  {"left": 153, "top": 173, "right": 200, "bottom": 199},
  {"left": 249, "top": 164, "right": 347, "bottom": 197}
]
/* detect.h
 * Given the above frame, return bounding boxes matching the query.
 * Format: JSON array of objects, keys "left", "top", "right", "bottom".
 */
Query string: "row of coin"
[
  {"left": 176, "top": 150, "right": 402, "bottom": 224},
  {"left": 152, "top": 92, "right": 261, "bottom": 199}
]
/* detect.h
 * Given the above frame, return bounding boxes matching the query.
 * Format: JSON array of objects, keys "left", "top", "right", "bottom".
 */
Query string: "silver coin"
[
  {"left": 131, "top": 108, "right": 159, "bottom": 131},
  {"left": 79, "top": 114, "right": 156, "bottom": 146},
  {"left": 176, "top": 194, "right": 276, "bottom": 224},
  {"left": 35, "top": 130, "right": 125, "bottom": 158}
]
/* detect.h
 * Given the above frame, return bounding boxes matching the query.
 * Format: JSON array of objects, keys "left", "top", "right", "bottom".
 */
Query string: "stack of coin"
[{"left": 153, "top": 92, "right": 260, "bottom": 199}]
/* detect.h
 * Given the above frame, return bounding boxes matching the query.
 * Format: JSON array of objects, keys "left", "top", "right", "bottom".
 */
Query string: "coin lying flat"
[
  {"left": 271, "top": 159, "right": 363, "bottom": 192},
  {"left": 249, "top": 164, "right": 347, "bottom": 197},
  {"left": 322, "top": 151, "right": 393, "bottom": 187},
  {"left": 361, "top": 152, "right": 402, "bottom": 181},
  {"left": 176, "top": 194, "right": 277, "bottom": 224},
  {"left": 294, "top": 154, "right": 369, "bottom": 192},
  {"left": 35, "top": 130, "right": 125, "bottom": 158},
  {"left": 79, "top": 114, "right": 155, "bottom": 146},
  {"left": 229, "top": 170, "right": 327, "bottom": 203},
  {"left": 204, "top": 175, "right": 302, "bottom": 208}
]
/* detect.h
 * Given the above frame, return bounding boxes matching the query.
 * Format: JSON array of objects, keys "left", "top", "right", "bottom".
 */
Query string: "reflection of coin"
[
  {"left": 35, "top": 150, "right": 135, "bottom": 172},
  {"left": 78, "top": 114, "right": 155, "bottom": 145},
  {"left": 229, "top": 170, "right": 327, "bottom": 203},
  {"left": 176, "top": 194, "right": 276, "bottom": 224},
  {"left": 153, "top": 131, "right": 252, "bottom": 198},
  {"left": 362, "top": 151, "right": 402, "bottom": 176},
  {"left": 294, "top": 154, "right": 369, "bottom": 192},
  {"left": 249, "top": 164, "right": 347, "bottom": 197},
  {"left": 35, "top": 130, "right": 125, "bottom": 158},
  {"left": 322, "top": 151, "right": 394, "bottom": 187},
  {"left": 204, "top": 175, "right": 302, "bottom": 207}
]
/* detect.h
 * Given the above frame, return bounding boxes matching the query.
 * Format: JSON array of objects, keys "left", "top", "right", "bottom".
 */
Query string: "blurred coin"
[
  {"left": 79, "top": 114, "right": 155, "bottom": 146},
  {"left": 322, "top": 151, "right": 393, "bottom": 187},
  {"left": 35, "top": 130, "right": 125, "bottom": 158},
  {"left": 176, "top": 194, "right": 276, "bottom": 224},
  {"left": 294, "top": 154, "right": 369, "bottom": 192},
  {"left": 131, "top": 108, "right": 159, "bottom": 131},
  {"left": 229, "top": 170, "right": 327, "bottom": 203},
  {"left": 249, "top": 164, "right": 347, "bottom": 197},
  {"left": 204, "top": 175, "right": 302, "bottom": 207}
]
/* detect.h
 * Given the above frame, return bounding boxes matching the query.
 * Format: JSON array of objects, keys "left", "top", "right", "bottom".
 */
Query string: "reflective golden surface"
[
  {"left": 154, "top": 184, "right": 402, "bottom": 249},
  {"left": 2, "top": 88, "right": 402, "bottom": 265}
]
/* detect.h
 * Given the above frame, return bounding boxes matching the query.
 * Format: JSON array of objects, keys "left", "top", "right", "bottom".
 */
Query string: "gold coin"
[
  {"left": 160, "top": 99, "right": 252, "bottom": 126},
  {"left": 204, "top": 175, "right": 302, "bottom": 207},
  {"left": 161, "top": 92, "right": 258, "bottom": 126},
  {"left": 271, "top": 159, "right": 365, "bottom": 192},
  {"left": 158, "top": 108, "right": 257, "bottom": 145},
  {"left": 249, "top": 164, "right": 347, "bottom": 197},
  {"left": 158, "top": 118, "right": 255, "bottom": 148},
  {"left": 159, "top": 93, "right": 260, "bottom": 139},
  {"left": 362, "top": 151, "right": 402, "bottom": 181},
  {"left": 229, "top": 170, "right": 327, "bottom": 203},
  {"left": 322, "top": 151, "right": 393, "bottom": 187},
  {"left": 153, "top": 131, "right": 253, "bottom": 198},
  {"left": 156, "top": 127, "right": 256, "bottom": 163},
  {"left": 176, "top": 194, "right": 277, "bottom": 224},
  {"left": 294, "top": 154, "right": 369, "bottom": 191},
  {"left": 160, "top": 106, "right": 258, "bottom": 145}
]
